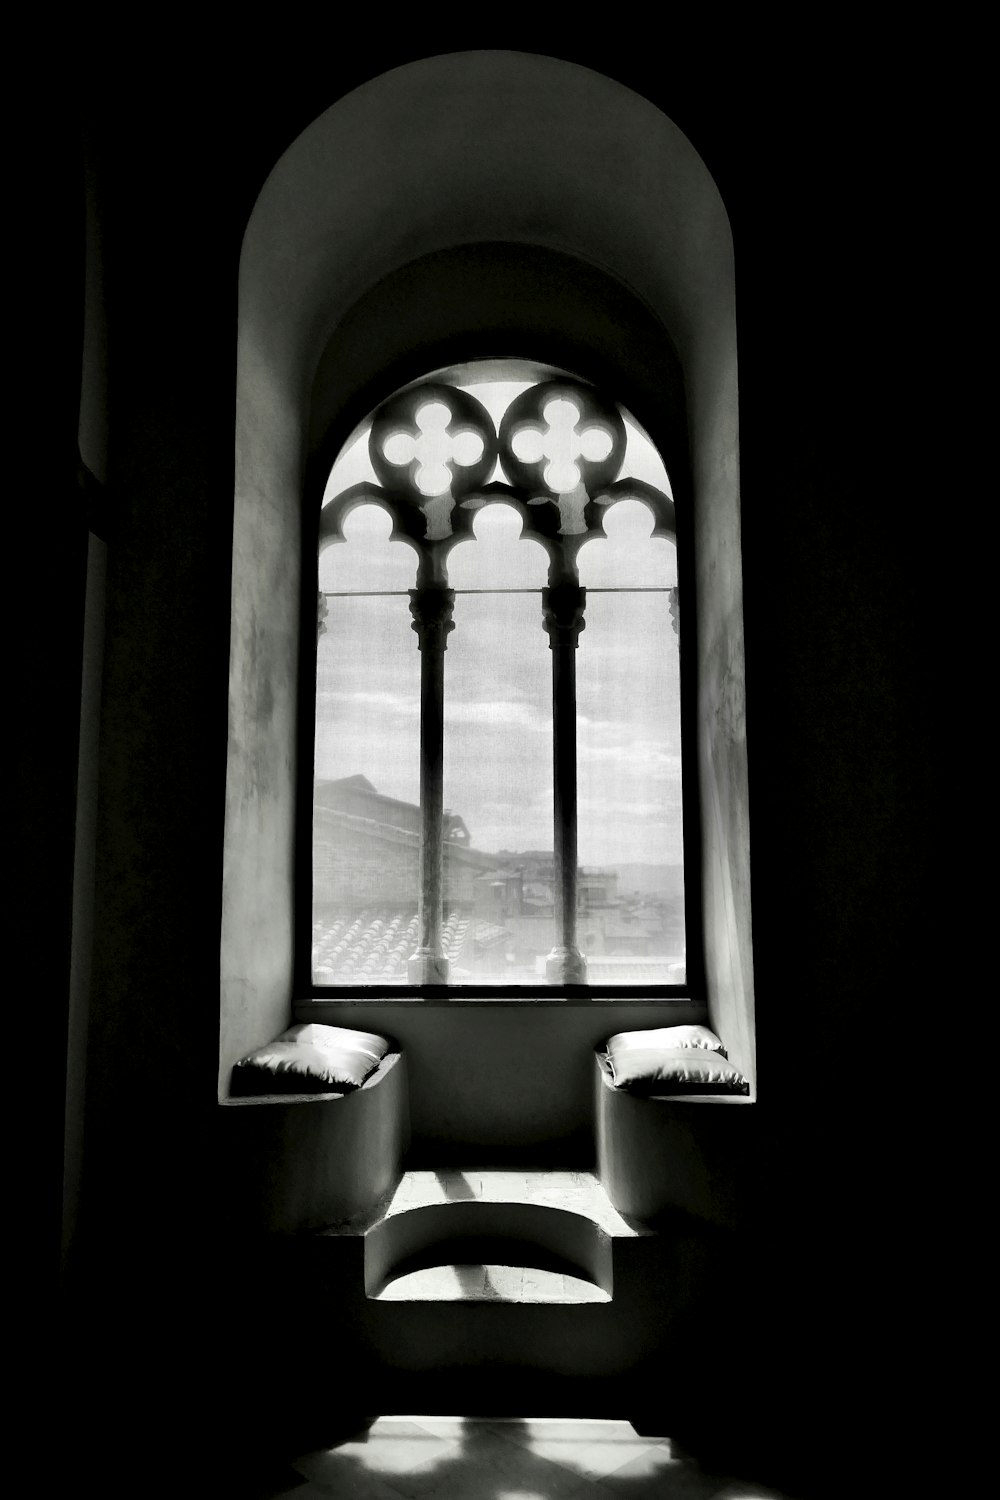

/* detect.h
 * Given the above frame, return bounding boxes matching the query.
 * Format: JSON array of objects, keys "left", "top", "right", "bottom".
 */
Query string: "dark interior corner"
[{"left": 16, "top": 31, "right": 937, "bottom": 1500}]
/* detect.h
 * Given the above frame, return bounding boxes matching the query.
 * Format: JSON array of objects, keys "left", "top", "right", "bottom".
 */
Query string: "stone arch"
[{"left": 222, "top": 51, "right": 752, "bottom": 1094}]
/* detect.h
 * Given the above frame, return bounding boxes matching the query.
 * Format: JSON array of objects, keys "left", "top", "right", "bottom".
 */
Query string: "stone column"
[
  {"left": 407, "top": 586, "right": 455, "bottom": 984},
  {"left": 543, "top": 578, "right": 588, "bottom": 985}
]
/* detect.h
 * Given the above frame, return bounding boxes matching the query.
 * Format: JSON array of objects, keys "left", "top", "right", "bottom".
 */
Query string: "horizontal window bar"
[
  {"left": 302, "top": 988, "right": 698, "bottom": 1002},
  {"left": 321, "top": 588, "right": 672, "bottom": 597}
]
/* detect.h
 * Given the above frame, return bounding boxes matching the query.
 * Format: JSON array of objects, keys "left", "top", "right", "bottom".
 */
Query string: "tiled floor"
[{"left": 261, "top": 1416, "right": 800, "bottom": 1499}]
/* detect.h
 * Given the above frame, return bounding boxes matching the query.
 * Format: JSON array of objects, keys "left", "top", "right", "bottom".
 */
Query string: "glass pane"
[
  {"left": 319, "top": 503, "right": 418, "bottom": 593},
  {"left": 322, "top": 422, "right": 378, "bottom": 502},
  {"left": 447, "top": 501, "right": 548, "bottom": 590},
  {"left": 312, "top": 368, "right": 687, "bottom": 993},
  {"left": 444, "top": 590, "right": 555, "bottom": 984},
  {"left": 619, "top": 416, "right": 672, "bottom": 493},
  {"left": 576, "top": 590, "right": 686, "bottom": 984},
  {"left": 313, "top": 508, "right": 421, "bottom": 984},
  {"left": 577, "top": 498, "right": 677, "bottom": 590}
]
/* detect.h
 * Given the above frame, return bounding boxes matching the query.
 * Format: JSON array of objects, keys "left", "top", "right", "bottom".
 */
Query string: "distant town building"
[{"left": 313, "top": 776, "right": 683, "bottom": 983}]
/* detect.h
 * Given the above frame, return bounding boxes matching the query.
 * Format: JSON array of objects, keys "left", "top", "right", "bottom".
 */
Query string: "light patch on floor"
[{"left": 285, "top": 1415, "right": 802, "bottom": 1499}]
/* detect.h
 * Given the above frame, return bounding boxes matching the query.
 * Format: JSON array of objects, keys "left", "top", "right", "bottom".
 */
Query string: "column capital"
[
  {"left": 409, "top": 586, "right": 455, "bottom": 651},
  {"left": 542, "top": 580, "right": 586, "bottom": 648}
]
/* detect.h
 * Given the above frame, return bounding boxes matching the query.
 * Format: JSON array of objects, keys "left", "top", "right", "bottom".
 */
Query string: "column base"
[
  {"left": 545, "top": 946, "right": 588, "bottom": 985},
  {"left": 408, "top": 950, "right": 449, "bottom": 985}
]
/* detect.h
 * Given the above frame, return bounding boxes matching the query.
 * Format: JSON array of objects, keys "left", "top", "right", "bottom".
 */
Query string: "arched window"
[
  {"left": 310, "top": 359, "right": 688, "bottom": 992},
  {"left": 223, "top": 52, "right": 754, "bottom": 1095}
]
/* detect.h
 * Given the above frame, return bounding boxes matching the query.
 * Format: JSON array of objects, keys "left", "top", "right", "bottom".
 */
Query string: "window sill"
[
  {"left": 296, "top": 996, "right": 704, "bottom": 1008},
  {"left": 296, "top": 991, "right": 707, "bottom": 1017}
]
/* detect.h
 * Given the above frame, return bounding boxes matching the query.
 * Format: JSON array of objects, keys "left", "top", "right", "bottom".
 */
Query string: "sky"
[{"left": 314, "top": 363, "right": 684, "bottom": 871}]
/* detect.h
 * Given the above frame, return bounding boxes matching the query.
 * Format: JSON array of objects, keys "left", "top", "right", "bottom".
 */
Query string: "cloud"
[
  {"left": 585, "top": 799, "right": 678, "bottom": 819},
  {"left": 317, "top": 688, "right": 419, "bottom": 715},
  {"left": 445, "top": 700, "right": 547, "bottom": 729},
  {"left": 576, "top": 714, "right": 621, "bottom": 734},
  {"left": 578, "top": 739, "right": 680, "bottom": 772}
]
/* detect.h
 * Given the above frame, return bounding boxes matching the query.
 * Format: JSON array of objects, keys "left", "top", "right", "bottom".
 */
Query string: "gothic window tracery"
[{"left": 312, "top": 361, "right": 685, "bottom": 990}]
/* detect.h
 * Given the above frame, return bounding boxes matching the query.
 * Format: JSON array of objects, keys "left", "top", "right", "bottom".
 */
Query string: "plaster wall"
[
  {"left": 221, "top": 380, "right": 302, "bottom": 1075},
  {"left": 691, "top": 336, "right": 755, "bottom": 1081}
]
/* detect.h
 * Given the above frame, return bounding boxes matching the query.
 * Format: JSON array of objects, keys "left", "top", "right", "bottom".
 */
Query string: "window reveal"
[{"left": 313, "top": 364, "right": 682, "bottom": 988}]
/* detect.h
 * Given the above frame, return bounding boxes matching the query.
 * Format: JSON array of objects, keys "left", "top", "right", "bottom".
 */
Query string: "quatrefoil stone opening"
[
  {"left": 499, "top": 381, "right": 626, "bottom": 500},
  {"left": 510, "top": 397, "right": 614, "bottom": 494},
  {"left": 383, "top": 401, "right": 485, "bottom": 497},
  {"left": 370, "top": 384, "right": 498, "bottom": 505}
]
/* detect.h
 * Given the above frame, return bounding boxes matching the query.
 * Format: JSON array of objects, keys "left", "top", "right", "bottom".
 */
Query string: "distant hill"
[{"left": 613, "top": 863, "right": 685, "bottom": 898}]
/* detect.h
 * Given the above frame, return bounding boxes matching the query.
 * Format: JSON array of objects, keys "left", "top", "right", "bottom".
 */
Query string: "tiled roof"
[
  {"left": 312, "top": 907, "right": 477, "bottom": 982},
  {"left": 472, "top": 922, "right": 508, "bottom": 948}
]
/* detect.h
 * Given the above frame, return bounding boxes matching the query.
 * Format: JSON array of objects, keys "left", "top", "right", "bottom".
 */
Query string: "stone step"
[
  {"left": 375, "top": 1261, "right": 612, "bottom": 1303},
  {"left": 378, "top": 1168, "right": 644, "bottom": 1233},
  {"left": 297, "top": 1169, "right": 687, "bottom": 1396},
  {"left": 360, "top": 1168, "right": 649, "bottom": 1301}
]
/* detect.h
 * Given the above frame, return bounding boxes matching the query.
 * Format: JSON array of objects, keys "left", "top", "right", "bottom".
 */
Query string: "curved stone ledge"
[
  {"left": 595, "top": 1054, "right": 753, "bottom": 1229},
  {"left": 218, "top": 1050, "right": 409, "bottom": 1233},
  {"left": 364, "top": 1198, "right": 614, "bottom": 1298}
]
